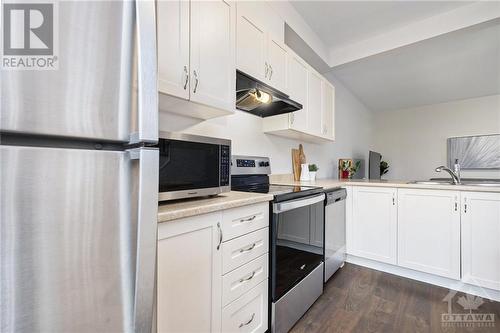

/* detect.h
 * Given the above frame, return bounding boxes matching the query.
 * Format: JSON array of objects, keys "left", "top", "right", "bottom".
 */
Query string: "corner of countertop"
[{"left": 157, "top": 191, "right": 273, "bottom": 224}]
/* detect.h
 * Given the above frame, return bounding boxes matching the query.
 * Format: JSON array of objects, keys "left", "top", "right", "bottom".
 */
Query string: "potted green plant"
[
  {"left": 380, "top": 160, "right": 389, "bottom": 178},
  {"left": 308, "top": 164, "right": 319, "bottom": 181},
  {"left": 349, "top": 160, "right": 361, "bottom": 179}
]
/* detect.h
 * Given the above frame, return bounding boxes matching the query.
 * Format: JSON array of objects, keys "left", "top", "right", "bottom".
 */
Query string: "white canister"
[
  {"left": 300, "top": 163, "right": 310, "bottom": 181},
  {"left": 309, "top": 171, "right": 317, "bottom": 181}
]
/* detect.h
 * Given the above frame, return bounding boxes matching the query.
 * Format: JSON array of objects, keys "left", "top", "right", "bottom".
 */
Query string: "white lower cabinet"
[
  {"left": 222, "top": 253, "right": 268, "bottom": 306},
  {"left": 157, "top": 202, "right": 269, "bottom": 333},
  {"left": 461, "top": 191, "right": 500, "bottom": 291},
  {"left": 350, "top": 186, "right": 397, "bottom": 264},
  {"left": 347, "top": 186, "right": 500, "bottom": 293},
  {"left": 157, "top": 212, "right": 222, "bottom": 333},
  {"left": 397, "top": 189, "right": 461, "bottom": 279},
  {"left": 222, "top": 280, "right": 268, "bottom": 333}
]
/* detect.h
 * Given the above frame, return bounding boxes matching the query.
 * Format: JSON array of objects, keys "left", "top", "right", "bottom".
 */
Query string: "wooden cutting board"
[
  {"left": 292, "top": 148, "right": 301, "bottom": 181},
  {"left": 299, "top": 144, "right": 306, "bottom": 164}
]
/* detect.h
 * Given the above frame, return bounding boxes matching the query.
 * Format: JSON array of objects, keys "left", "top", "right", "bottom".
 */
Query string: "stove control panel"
[
  {"left": 236, "top": 159, "right": 256, "bottom": 168},
  {"left": 231, "top": 155, "right": 271, "bottom": 176}
]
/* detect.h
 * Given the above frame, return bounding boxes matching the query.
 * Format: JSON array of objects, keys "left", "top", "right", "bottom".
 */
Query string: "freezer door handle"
[
  {"left": 131, "top": 0, "right": 158, "bottom": 144},
  {"left": 129, "top": 147, "right": 159, "bottom": 332}
]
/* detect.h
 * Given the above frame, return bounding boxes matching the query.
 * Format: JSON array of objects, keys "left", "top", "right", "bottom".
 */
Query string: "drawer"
[
  {"left": 222, "top": 203, "right": 269, "bottom": 241},
  {"left": 222, "top": 280, "right": 268, "bottom": 333},
  {"left": 222, "top": 253, "right": 268, "bottom": 306},
  {"left": 222, "top": 227, "right": 269, "bottom": 274}
]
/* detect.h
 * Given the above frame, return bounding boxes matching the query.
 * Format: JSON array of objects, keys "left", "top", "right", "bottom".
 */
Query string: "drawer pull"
[
  {"left": 217, "top": 222, "right": 223, "bottom": 250},
  {"left": 240, "top": 215, "right": 257, "bottom": 223},
  {"left": 239, "top": 313, "right": 255, "bottom": 328},
  {"left": 239, "top": 271, "right": 256, "bottom": 283},
  {"left": 240, "top": 243, "right": 256, "bottom": 253}
]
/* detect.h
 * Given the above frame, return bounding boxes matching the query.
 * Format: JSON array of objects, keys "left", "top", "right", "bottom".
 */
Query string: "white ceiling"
[
  {"left": 328, "top": 20, "right": 500, "bottom": 112},
  {"left": 290, "top": 1, "right": 473, "bottom": 51}
]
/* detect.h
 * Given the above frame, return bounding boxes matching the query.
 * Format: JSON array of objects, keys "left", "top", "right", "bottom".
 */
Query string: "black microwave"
[{"left": 157, "top": 132, "right": 231, "bottom": 201}]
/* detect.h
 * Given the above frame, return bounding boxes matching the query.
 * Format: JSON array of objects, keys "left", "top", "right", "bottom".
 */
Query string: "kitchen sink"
[
  {"left": 408, "top": 180, "right": 500, "bottom": 187},
  {"left": 407, "top": 181, "right": 454, "bottom": 185},
  {"left": 461, "top": 181, "right": 500, "bottom": 187}
]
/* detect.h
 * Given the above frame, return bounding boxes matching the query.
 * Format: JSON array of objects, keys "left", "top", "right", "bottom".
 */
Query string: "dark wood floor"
[{"left": 290, "top": 263, "right": 500, "bottom": 333}]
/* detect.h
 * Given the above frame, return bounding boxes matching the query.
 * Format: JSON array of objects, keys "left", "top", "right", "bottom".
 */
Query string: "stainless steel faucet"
[{"left": 435, "top": 159, "right": 461, "bottom": 184}]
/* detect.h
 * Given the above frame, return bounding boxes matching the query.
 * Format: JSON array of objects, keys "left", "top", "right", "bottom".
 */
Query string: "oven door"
[
  {"left": 271, "top": 193, "right": 325, "bottom": 301},
  {"left": 158, "top": 138, "right": 221, "bottom": 200}
]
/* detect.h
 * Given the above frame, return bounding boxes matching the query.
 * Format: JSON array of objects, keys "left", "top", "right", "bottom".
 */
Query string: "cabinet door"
[
  {"left": 157, "top": 0, "right": 190, "bottom": 99},
  {"left": 462, "top": 192, "right": 500, "bottom": 291},
  {"left": 236, "top": 2, "right": 266, "bottom": 81},
  {"left": 157, "top": 213, "right": 222, "bottom": 333},
  {"left": 307, "top": 71, "right": 323, "bottom": 136},
  {"left": 190, "top": 0, "right": 236, "bottom": 112},
  {"left": 398, "top": 189, "right": 461, "bottom": 279},
  {"left": 321, "top": 81, "right": 335, "bottom": 139},
  {"left": 287, "top": 52, "right": 308, "bottom": 132},
  {"left": 351, "top": 187, "right": 397, "bottom": 264},
  {"left": 267, "top": 38, "right": 287, "bottom": 93}
]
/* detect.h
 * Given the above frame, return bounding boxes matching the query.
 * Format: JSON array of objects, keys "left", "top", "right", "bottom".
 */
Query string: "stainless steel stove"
[{"left": 231, "top": 155, "right": 325, "bottom": 333}]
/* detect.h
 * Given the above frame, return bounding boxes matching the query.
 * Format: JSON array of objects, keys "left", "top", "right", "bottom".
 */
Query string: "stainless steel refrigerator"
[{"left": 1, "top": 1, "right": 158, "bottom": 332}]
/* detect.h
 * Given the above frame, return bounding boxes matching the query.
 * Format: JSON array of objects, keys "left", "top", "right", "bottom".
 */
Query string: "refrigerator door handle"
[
  {"left": 129, "top": 147, "right": 159, "bottom": 332},
  {"left": 131, "top": 0, "right": 158, "bottom": 144}
]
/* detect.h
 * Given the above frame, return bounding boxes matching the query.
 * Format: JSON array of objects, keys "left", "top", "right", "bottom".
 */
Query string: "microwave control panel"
[{"left": 220, "top": 145, "right": 230, "bottom": 186}]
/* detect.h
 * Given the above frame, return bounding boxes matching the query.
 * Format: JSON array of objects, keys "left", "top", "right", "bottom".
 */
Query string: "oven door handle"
[{"left": 273, "top": 193, "right": 325, "bottom": 213}]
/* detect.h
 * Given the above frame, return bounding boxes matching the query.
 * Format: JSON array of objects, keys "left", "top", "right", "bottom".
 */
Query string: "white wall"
[
  {"left": 159, "top": 75, "right": 374, "bottom": 179},
  {"left": 374, "top": 94, "right": 500, "bottom": 180}
]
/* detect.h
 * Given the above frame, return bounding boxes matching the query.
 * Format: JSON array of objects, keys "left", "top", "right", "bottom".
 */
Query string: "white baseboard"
[{"left": 346, "top": 254, "right": 500, "bottom": 302}]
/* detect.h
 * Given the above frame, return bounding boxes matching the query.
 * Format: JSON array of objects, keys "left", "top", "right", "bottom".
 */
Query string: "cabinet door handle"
[
  {"left": 464, "top": 203, "right": 467, "bottom": 214},
  {"left": 454, "top": 202, "right": 458, "bottom": 211},
  {"left": 193, "top": 70, "right": 199, "bottom": 93},
  {"left": 240, "top": 215, "right": 256, "bottom": 223},
  {"left": 264, "top": 62, "right": 269, "bottom": 78},
  {"left": 269, "top": 64, "right": 273, "bottom": 80},
  {"left": 239, "top": 271, "right": 256, "bottom": 283},
  {"left": 217, "top": 222, "right": 223, "bottom": 250},
  {"left": 290, "top": 113, "right": 294, "bottom": 124},
  {"left": 239, "top": 313, "right": 255, "bottom": 328},
  {"left": 239, "top": 243, "right": 256, "bottom": 253},
  {"left": 183, "top": 65, "right": 189, "bottom": 90},
  {"left": 392, "top": 195, "right": 395, "bottom": 206}
]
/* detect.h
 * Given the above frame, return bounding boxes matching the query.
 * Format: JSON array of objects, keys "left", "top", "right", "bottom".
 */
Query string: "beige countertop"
[
  {"left": 158, "top": 191, "right": 273, "bottom": 223},
  {"left": 270, "top": 174, "right": 500, "bottom": 193}
]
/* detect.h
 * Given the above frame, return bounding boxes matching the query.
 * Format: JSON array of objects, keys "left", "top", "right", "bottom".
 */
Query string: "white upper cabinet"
[
  {"left": 190, "top": 0, "right": 236, "bottom": 113},
  {"left": 157, "top": 0, "right": 236, "bottom": 120},
  {"left": 157, "top": 0, "right": 190, "bottom": 100},
  {"left": 461, "top": 192, "right": 500, "bottom": 291},
  {"left": 307, "top": 71, "right": 323, "bottom": 135},
  {"left": 262, "top": 48, "right": 335, "bottom": 143},
  {"left": 397, "top": 189, "right": 461, "bottom": 280},
  {"left": 236, "top": 1, "right": 287, "bottom": 93},
  {"left": 287, "top": 52, "right": 308, "bottom": 133},
  {"left": 236, "top": 2, "right": 267, "bottom": 81},
  {"left": 321, "top": 81, "right": 335, "bottom": 139},
  {"left": 267, "top": 38, "right": 287, "bottom": 93},
  {"left": 350, "top": 187, "right": 398, "bottom": 264}
]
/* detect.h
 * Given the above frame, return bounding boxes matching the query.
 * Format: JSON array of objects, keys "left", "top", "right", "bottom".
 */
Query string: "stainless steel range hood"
[{"left": 236, "top": 70, "right": 302, "bottom": 117}]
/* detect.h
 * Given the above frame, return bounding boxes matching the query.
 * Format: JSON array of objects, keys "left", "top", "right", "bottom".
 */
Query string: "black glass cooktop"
[{"left": 232, "top": 183, "right": 323, "bottom": 202}]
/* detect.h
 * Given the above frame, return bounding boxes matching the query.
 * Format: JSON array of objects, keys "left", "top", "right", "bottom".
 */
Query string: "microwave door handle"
[
  {"left": 130, "top": 0, "right": 158, "bottom": 144},
  {"left": 273, "top": 193, "right": 325, "bottom": 213},
  {"left": 128, "top": 147, "right": 159, "bottom": 332}
]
